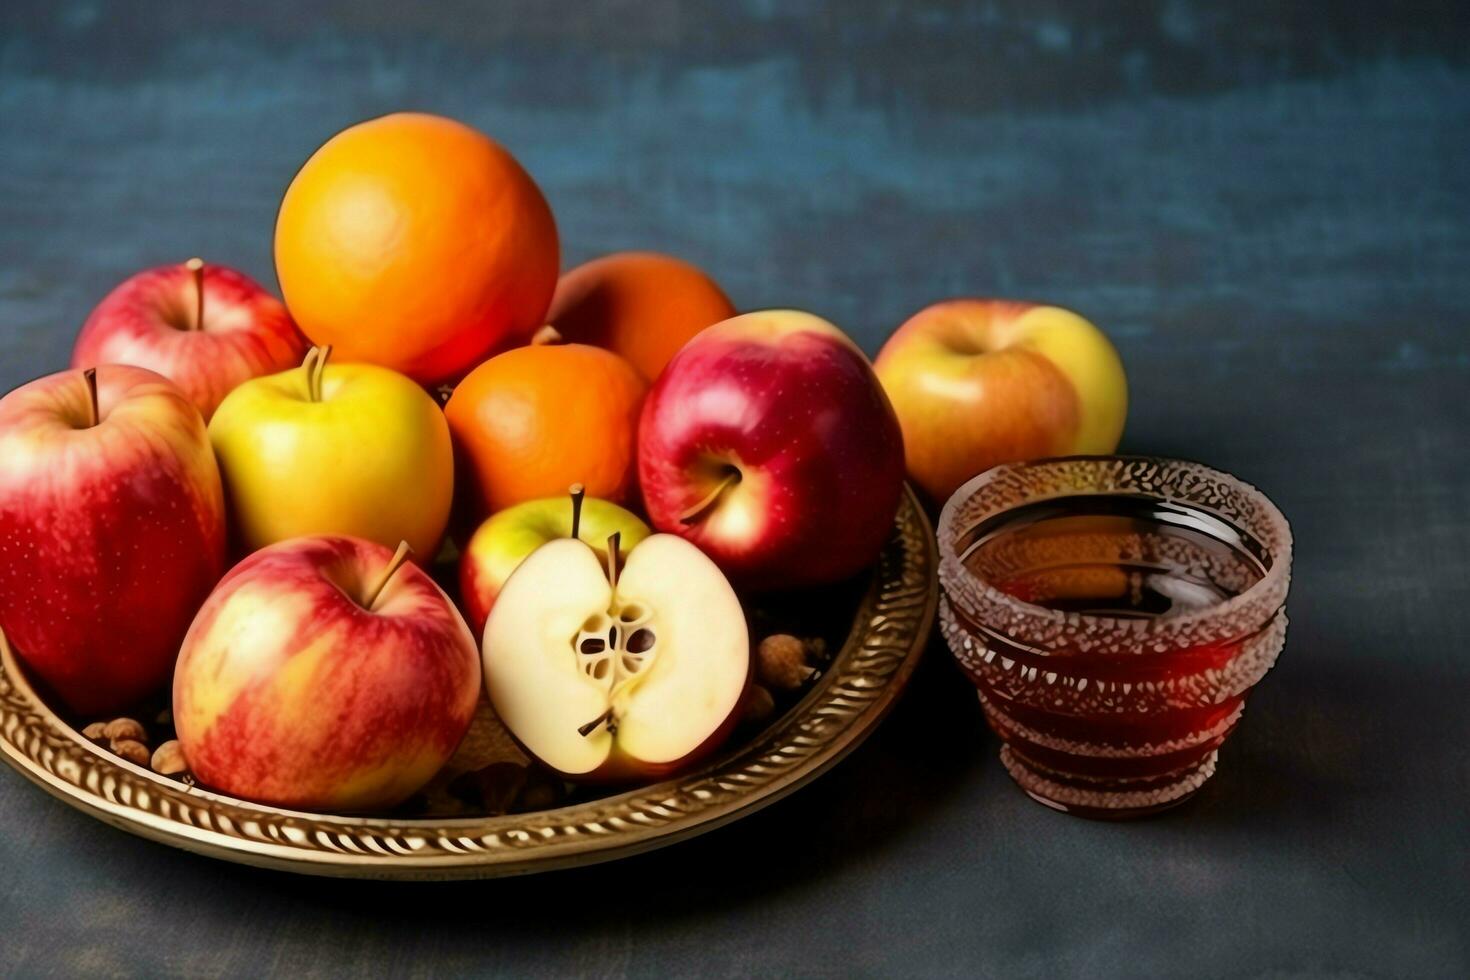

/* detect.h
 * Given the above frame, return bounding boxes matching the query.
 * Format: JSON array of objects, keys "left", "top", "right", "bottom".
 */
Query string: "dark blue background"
[{"left": 1, "top": 2, "right": 1467, "bottom": 976}]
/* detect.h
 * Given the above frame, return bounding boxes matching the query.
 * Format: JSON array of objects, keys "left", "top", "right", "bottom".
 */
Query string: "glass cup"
[{"left": 937, "top": 456, "right": 1293, "bottom": 818}]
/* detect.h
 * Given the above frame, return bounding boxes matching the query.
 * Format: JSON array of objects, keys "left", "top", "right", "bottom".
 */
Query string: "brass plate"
[{"left": 0, "top": 487, "right": 936, "bottom": 879}]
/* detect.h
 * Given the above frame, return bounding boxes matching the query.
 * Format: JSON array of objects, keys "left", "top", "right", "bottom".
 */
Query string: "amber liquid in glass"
[
  {"left": 959, "top": 494, "right": 1268, "bottom": 619},
  {"left": 956, "top": 493, "right": 1272, "bottom": 815}
]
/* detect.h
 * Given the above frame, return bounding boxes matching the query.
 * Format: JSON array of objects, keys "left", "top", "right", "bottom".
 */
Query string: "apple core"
[{"left": 483, "top": 533, "right": 749, "bottom": 780}]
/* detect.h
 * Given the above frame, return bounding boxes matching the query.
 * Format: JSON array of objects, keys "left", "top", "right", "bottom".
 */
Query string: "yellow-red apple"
[
  {"left": 71, "top": 260, "right": 308, "bottom": 421},
  {"left": 0, "top": 366, "right": 225, "bottom": 715},
  {"left": 173, "top": 536, "right": 481, "bottom": 810},
  {"left": 874, "top": 300, "right": 1128, "bottom": 504}
]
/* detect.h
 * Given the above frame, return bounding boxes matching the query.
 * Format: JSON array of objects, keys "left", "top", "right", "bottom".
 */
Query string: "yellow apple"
[
  {"left": 208, "top": 347, "right": 453, "bottom": 556},
  {"left": 874, "top": 300, "right": 1127, "bottom": 504}
]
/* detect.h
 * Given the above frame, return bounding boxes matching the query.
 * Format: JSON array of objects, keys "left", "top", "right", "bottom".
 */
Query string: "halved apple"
[{"left": 483, "top": 532, "right": 749, "bottom": 781}]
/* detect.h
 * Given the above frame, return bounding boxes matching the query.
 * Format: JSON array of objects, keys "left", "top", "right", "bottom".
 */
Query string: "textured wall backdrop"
[{"left": 1, "top": 2, "right": 1467, "bottom": 977}]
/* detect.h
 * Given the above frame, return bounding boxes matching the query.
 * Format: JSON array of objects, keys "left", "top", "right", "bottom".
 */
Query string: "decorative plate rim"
[{"left": 0, "top": 486, "right": 937, "bottom": 880}]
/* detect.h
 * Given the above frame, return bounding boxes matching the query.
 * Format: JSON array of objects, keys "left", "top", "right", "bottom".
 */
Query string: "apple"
[
  {"left": 208, "top": 346, "right": 454, "bottom": 558},
  {"left": 483, "top": 529, "right": 748, "bottom": 782},
  {"left": 0, "top": 365, "right": 226, "bottom": 715},
  {"left": 71, "top": 259, "right": 308, "bottom": 421},
  {"left": 459, "top": 486, "right": 650, "bottom": 637},
  {"left": 873, "top": 299, "right": 1128, "bottom": 504},
  {"left": 637, "top": 310, "right": 905, "bottom": 590},
  {"left": 173, "top": 536, "right": 481, "bottom": 810}
]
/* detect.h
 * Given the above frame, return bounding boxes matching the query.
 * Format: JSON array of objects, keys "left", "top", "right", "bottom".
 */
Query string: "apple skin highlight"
[
  {"left": 0, "top": 366, "right": 226, "bottom": 715},
  {"left": 173, "top": 536, "right": 481, "bottom": 811}
]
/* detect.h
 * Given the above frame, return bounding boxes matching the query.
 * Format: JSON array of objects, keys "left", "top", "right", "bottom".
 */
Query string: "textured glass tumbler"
[{"left": 938, "top": 456, "right": 1292, "bottom": 818}]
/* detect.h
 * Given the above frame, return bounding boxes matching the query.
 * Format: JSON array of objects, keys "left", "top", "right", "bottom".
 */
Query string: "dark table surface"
[{"left": 2, "top": 2, "right": 1467, "bottom": 977}]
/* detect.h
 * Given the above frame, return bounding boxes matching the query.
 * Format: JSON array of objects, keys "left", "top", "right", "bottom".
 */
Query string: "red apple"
[
  {"left": 172, "top": 536, "right": 481, "bottom": 811},
  {"left": 638, "top": 309, "right": 905, "bottom": 590},
  {"left": 0, "top": 365, "right": 226, "bottom": 715},
  {"left": 72, "top": 259, "right": 309, "bottom": 421}
]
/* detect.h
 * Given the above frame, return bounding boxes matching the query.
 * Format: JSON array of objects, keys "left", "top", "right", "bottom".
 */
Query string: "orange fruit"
[
  {"left": 274, "top": 112, "right": 559, "bottom": 384},
  {"left": 444, "top": 343, "right": 646, "bottom": 514},
  {"left": 547, "top": 251, "right": 735, "bottom": 382}
]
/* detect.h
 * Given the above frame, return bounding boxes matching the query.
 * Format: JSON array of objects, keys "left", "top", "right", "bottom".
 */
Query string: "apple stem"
[
  {"left": 678, "top": 469, "right": 741, "bottom": 525},
  {"left": 308, "top": 345, "right": 332, "bottom": 402},
  {"left": 569, "top": 483, "right": 585, "bottom": 540},
  {"left": 605, "top": 532, "right": 620, "bottom": 593},
  {"left": 82, "top": 367, "right": 99, "bottom": 428},
  {"left": 531, "top": 325, "right": 563, "bottom": 346},
  {"left": 301, "top": 346, "right": 322, "bottom": 398},
  {"left": 577, "top": 708, "right": 615, "bottom": 738},
  {"left": 186, "top": 257, "right": 205, "bottom": 331},
  {"left": 364, "top": 540, "right": 413, "bottom": 611}
]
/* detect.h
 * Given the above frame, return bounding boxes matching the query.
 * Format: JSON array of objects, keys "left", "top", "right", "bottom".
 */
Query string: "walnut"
[
  {"left": 471, "top": 762, "right": 529, "bottom": 815},
  {"left": 518, "top": 776, "right": 562, "bottom": 811},
  {"left": 110, "top": 739, "right": 150, "bottom": 766},
  {"left": 102, "top": 718, "right": 147, "bottom": 743},
  {"left": 741, "top": 684, "right": 776, "bottom": 726},
  {"left": 756, "top": 634, "right": 818, "bottom": 690},
  {"left": 150, "top": 740, "right": 188, "bottom": 776}
]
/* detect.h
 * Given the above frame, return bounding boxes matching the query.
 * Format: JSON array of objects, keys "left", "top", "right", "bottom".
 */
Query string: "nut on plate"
[
  {"left": 102, "top": 717, "right": 147, "bottom": 743},
  {"left": 110, "top": 739, "right": 151, "bottom": 766},
  {"left": 150, "top": 740, "right": 188, "bottom": 776},
  {"left": 756, "top": 634, "right": 817, "bottom": 691},
  {"left": 741, "top": 685, "right": 776, "bottom": 725}
]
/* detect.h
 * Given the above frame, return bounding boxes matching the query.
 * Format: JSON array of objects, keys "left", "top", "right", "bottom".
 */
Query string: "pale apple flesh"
[
  {"left": 483, "top": 534, "right": 749, "bottom": 780},
  {"left": 459, "top": 494, "right": 650, "bottom": 637},
  {"left": 71, "top": 261, "right": 308, "bottom": 421},
  {"left": 173, "top": 536, "right": 481, "bottom": 811},
  {"left": 0, "top": 365, "right": 226, "bottom": 715},
  {"left": 874, "top": 300, "right": 1128, "bottom": 504}
]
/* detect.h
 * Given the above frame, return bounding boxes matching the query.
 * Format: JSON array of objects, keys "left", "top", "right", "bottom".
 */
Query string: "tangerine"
[
  {"left": 444, "top": 342, "right": 646, "bottom": 514},
  {"left": 275, "top": 112, "right": 559, "bottom": 384},
  {"left": 547, "top": 251, "right": 735, "bottom": 382}
]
